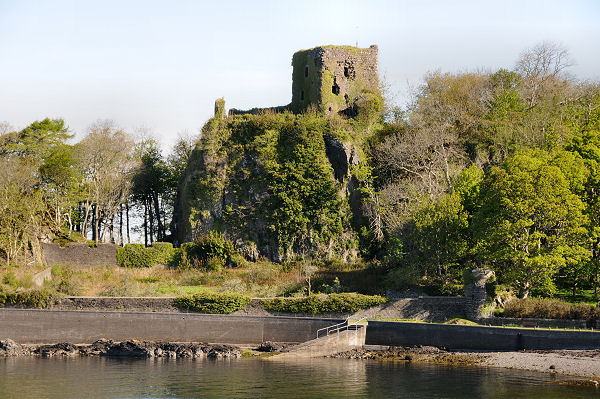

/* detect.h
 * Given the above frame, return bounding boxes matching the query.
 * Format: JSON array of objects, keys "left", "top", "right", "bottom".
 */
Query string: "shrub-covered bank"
[
  {"left": 0, "top": 287, "right": 388, "bottom": 316},
  {"left": 499, "top": 298, "right": 600, "bottom": 320}
]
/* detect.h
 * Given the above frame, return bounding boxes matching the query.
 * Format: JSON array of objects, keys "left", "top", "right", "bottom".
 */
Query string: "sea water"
[{"left": 0, "top": 356, "right": 597, "bottom": 398}]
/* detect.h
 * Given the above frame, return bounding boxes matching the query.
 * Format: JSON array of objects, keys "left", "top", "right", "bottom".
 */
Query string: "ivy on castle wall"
[{"left": 179, "top": 112, "right": 350, "bottom": 260}]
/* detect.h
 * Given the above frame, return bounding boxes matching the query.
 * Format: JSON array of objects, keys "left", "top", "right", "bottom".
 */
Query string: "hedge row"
[
  {"left": 261, "top": 293, "right": 388, "bottom": 314},
  {"left": 501, "top": 298, "right": 600, "bottom": 320},
  {"left": 174, "top": 292, "right": 252, "bottom": 314},
  {"left": 117, "top": 242, "right": 174, "bottom": 268},
  {"left": 0, "top": 288, "right": 56, "bottom": 309}
]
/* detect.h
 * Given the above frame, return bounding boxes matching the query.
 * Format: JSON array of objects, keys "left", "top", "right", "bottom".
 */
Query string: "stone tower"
[{"left": 290, "top": 45, "right": 380, "bottom": 115}]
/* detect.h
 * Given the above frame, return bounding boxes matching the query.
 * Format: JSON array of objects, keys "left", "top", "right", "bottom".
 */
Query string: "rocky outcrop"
[
  {"left": 324, "top": 135, "right": 359, "bottom": 184},
  {"left": 0, "top": 339, "right": 25, "bottom": 356},
  {"left": 256, "top": 341, "right": 287, "bottom": 352},
  {"left": 0, "top": 339, "right": 241, "bottom": 359},
  {"left": 171, "top": 112, "right": 367, "bottom": 262}
]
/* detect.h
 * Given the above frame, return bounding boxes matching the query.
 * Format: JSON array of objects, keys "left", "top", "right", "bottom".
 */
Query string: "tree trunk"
[
  {"left": 143, "top": 200, "right": 148, "bottom": 247},
  {"left": 82, "top": 200, "right": 91, "bottom": 239},
  {"left": 148, "top": 196, "right": 154, "bottom": 245},
  {"left": 94, "top": 204, "right": 100, "bottom": 245},
  {"left": 66, "top": 212, "right": 72, "bottom": 237},
  {"left": 109, "top": 215, "right": 115, "bottom": 244},
  {"left": 119, "top": 204, "right": 124, "bottom": 246},
  {"left": 91, "top": 203, "right": 96, "bottom": 242},
  {"left": 126, "top": 202, "right": 131, "bottom": 244},
  {"left": 518, "top": 282, "right": 530, "bottom": 299},
  {"left": 152, "top": 192, "right": 163, "bottom": 241}
]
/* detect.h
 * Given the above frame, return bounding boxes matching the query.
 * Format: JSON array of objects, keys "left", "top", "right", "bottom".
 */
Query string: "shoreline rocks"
[{"left": 0, "top": 339, "right": 242, "bottom": 359}]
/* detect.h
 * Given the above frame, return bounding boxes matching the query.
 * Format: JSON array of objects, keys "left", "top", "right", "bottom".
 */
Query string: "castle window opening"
[
  {"left": 304, "top": 65, "right": 309, "bottom": 77},
  {"left": 344, "top": 66, "right": 349, "bottom": 78},
  {"left": 332, "top": 77, "right": 340, "bottom": 95},
  {"left": 300, "top": 91, "right": 304, "bottom": 101}
]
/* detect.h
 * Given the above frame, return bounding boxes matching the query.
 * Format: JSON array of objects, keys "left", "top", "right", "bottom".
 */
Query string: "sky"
[{"left": 1, "top": 0, "right": 599, "bottom": 149}]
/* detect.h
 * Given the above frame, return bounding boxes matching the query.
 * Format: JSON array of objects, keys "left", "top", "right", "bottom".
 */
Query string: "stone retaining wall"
[
  {"left": 482, "top": 317, "right": 595, "bottom": 330},
  {"left": 53, "top": 297, "right": 179, "bottom": 313},
  {"left": 41, "top": 243, "right": 118, "bottom": 268},
  {"left": 48, "top": 296, "right": 467, "bottom": 321}
]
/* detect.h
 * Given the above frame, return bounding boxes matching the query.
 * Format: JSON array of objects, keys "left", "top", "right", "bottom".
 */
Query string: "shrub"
[
  {"left": 117, "top": 242, "right": 175, "bottom": 268},
  {"left": 205, "top": 256, "right": 225, "bottom": 272},
  {"left": 261, "top": 293, "right": 388, "bottom": 314},
  {"left": 170, "top": 232, "right": 236, "bottom": 270},
  {"left": 501, "top": 298, "right": 600, "bottom": 320},
  {"left": 174, "top": 292, "right": 251, "bottom": 314},
  {"left": 169, "top": 248, "right": 191, "bottom": 269},
  {"left": 2, "top": 271, "right": 18, "bottom": 288},
  {"left": 151, "top": 242, "right": 175, "bottom": 265},
  {"left": 0, "top": 288, "right": 56, "bottom": 308}
]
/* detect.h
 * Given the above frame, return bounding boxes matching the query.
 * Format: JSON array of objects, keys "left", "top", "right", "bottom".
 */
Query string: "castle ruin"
[
  {"left": 290, "top": 45, "right": 379, "bottom": 115},
  {"left": 226, "top": 44, "right": 380, "bottom": 117}
]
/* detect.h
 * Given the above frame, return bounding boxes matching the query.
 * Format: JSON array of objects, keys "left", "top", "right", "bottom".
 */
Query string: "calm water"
[{"left": 0, "top": 357, "right": 598, "bottom": 398}]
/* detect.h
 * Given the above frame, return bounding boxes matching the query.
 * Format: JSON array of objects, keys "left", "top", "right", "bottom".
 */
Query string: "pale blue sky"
[{"left": 1, "top": 0, "right": 599, "bottom": 147}]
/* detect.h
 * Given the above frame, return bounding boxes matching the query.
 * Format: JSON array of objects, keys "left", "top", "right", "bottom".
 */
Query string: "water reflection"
[{"left": 0, "top": 357, "right": 597, "bottom": 398}]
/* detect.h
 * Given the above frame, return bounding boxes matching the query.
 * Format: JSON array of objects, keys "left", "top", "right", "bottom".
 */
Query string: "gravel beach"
[{"left": 333, "top": 346, "right": 600, "bottom": 383}]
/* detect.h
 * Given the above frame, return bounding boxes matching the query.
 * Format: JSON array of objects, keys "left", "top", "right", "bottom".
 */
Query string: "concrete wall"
[
  {"left": 2, "top": 309, "right": 599, "bottom": 350},
  {"left": 41, "top": 243, "right": 118, "bottom": 268},
  {"left": 0, "top": 309, "right": 342, "bottom": 345},
  {"left": 365, "top": 321, "right": 600, "bottom": 351}
]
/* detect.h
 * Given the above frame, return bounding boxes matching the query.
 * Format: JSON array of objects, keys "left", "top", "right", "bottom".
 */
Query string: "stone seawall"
[
  {"left": 41, "top": 243, "right": 118, "bottom": 268},
  {"left": 2, "top": 309, "right": 599, "bottom": 351},
  {"left": 0, "top": 309, "right": 341, "bottom": 344}
]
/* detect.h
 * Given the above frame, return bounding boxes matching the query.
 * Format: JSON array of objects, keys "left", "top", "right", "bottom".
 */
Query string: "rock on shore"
[{"left": 0, "top": 339, "right": 241, "bottom": 359}]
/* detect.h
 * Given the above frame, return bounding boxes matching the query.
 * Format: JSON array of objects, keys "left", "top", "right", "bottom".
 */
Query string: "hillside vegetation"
[{"left": 2, "top": 42, "right": 600, "bottom": 304}]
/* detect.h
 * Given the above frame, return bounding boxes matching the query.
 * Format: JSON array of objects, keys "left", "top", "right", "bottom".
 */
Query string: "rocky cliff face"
[{"left": 171, "top": 111, "right": 367, "bottom": 262}]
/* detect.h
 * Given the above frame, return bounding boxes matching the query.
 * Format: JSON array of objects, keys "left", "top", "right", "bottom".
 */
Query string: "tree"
[
  {"left": 412, "top": 193, "right": 469, "bottom": 284},
  {"left": 515, "top": 41, "right": 572, "bottom": 109},
  {"left": 0, "top": 158, "right": 45, "bottom": 265},
  {"left": 132, "top": 138, "right": 170, "bottom": 244},
  {"left": 75, "top": 120, "right": 137, "bottom": 244},
  {"left": 473, "top": 150, "right": 589, "bottom": 298},
  {"left": 39, "top": 144, "right": 82, "bottom": 234},
  {"left": 565, "top": 85, "right": 600, "bottom": 296},
  {"left": 0, "top": 118, "right": 71, "bottom": 160}
]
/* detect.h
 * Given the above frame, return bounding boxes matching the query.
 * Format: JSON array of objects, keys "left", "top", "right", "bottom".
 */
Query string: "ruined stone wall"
[
  {"left": 291, "top": 45, "right": 380, "bottom": 114},
  {"left": 41, "top": 243, "right": 118, "bottom": 268}
]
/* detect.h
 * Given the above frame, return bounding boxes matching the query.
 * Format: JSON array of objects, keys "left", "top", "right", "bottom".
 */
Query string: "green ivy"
[
  {"left": 174, "top": 292, "right": 252, "bottom": 314},
  {"left": 170, "top": 231, "right": 235, "bottom": 270},
  {"left": 261, "top": 293, "right": 388, "bottom": 314}
]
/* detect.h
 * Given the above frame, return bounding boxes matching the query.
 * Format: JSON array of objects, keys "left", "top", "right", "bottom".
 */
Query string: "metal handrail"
[{"left": 316, "top": 317, "right": 367, "bottom": 339}]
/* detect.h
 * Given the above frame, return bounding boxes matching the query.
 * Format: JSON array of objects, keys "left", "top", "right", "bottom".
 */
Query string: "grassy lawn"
[
  {"left": 554, "top": 288, "right": 598, "bottom": 305},
  {"left": 0, "top": 261, "right": 308, "bottom": 298}
]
